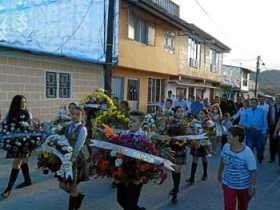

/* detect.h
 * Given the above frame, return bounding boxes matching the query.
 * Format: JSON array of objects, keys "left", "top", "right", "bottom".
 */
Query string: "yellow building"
[{"left": 112, "top": 0, "right": 230, "bottom": 112}]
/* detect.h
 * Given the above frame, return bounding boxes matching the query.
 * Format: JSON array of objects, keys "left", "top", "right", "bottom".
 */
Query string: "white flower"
[
  {"left": 64, "top": 154, "right": 72, "bottom": 160},
  {"left": 110, "top": 150, "right": 117, "bottom": 157},
  {"left": 15, "top": 142, "right": 22, "bottom": 146},
  {"left": 115, "top": 158, "right": 123, "bottom": 167}
]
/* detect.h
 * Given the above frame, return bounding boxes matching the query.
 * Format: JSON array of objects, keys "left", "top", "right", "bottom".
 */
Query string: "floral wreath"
[
  {"left": 80, "top": 89, "right": 116, "bottom": 111},
  {"left": 92, "top": 110, "right": 129, "bottom": 134}
]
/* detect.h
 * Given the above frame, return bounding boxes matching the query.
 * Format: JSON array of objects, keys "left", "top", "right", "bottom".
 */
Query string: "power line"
[
  {"left": 193, "top": 0, "right": 213, "bottom": 22},
  {"left": 55, "top": 0, "right": 94, "bottom": 53}
]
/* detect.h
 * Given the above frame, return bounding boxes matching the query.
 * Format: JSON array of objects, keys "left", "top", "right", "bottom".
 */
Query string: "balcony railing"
[{"left": 150, "top": 0, "right": 180, "bottom": 17}]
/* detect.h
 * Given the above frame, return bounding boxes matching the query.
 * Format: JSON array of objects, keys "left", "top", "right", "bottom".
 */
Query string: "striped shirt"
[{"left": 221, "top": 143, "right": 256, "bottom": 189}]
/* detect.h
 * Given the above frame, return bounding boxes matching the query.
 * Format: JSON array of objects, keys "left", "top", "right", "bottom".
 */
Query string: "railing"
[{"left": 150, "top": 0, "right": 180, "bottom": 17}]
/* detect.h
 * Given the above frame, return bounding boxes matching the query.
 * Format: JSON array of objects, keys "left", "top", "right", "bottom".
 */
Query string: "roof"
[
  {"left": 223, "top": 64, "right": 254, "bottom": 73},
  {"left": 126, "top": 0, "right": 231, "bottom": 52}
]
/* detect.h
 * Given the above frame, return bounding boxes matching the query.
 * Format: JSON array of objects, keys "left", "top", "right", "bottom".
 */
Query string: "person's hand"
[{"left": 249, "top": 186, "right": 256, "bottom": 199}]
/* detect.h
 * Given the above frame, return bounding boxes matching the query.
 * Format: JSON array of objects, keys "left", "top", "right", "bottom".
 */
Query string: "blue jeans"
[{"left": 245, "top": 129, "right": 266, "bottom": 161}]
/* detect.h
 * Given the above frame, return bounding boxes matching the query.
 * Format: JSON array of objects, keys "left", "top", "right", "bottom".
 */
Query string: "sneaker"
[
  {"left": 186, "top": 178, "right": 194, "bottom": 185},
  {"left": 171, "top": 195, "right": 178, "bottom": 204},
  {"left": 1, "top": 190, "right": 12, "bottom": 199},
  {"left": 202, "top": 176, "right": 208, "bottom": 181},
  {"left": 16, "top": 182, "right": 32, "bottom": 189}
]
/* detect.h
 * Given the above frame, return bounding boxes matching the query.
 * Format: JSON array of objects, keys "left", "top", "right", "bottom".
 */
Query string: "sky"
[{"left": 173, "top": 0, "right": 280, "bottom": 71}]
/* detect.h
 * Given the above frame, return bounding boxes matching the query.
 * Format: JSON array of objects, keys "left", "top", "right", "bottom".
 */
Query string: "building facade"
[
  {"left": 113, "top": 0, "right": 230, "bottom": 112},
  {"left": 0, "top": 49, "right": 103, "bottom": 120},
  {"left": 222, "top": 65, "right": 254, "bottom": 100}
]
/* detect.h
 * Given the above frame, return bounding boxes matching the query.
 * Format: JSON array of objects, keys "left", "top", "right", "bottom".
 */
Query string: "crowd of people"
[{"left": 0, "top": 91, "right": 279, "bottom": 210}]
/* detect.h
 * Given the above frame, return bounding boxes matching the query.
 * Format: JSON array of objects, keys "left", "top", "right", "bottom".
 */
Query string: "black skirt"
[
  {"left": 190, "top": 145, "right": 208, "bottom": 157},
  {"left": 171, "top": 144, "right": 186, "bottom": 165},
  {"left": 6, "top": 151, "right": 30, "bottom": 159},
  {"left": 72, "top": 152, "right": 90, "bottom": 184}
]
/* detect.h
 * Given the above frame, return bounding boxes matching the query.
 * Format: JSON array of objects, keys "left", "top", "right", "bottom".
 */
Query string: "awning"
[{"left": 168, "top": 80, "right": 217, "bottom": 89}]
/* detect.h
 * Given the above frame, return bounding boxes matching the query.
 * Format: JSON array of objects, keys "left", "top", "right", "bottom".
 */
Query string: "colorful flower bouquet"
[
  {"left": 37, "top": 135, "right": 73, "bottom": 183},
  {"left": 92, "top": 110, "right": 129, "bottom": 139},
  {"left": 81, "top": 89, "right": 116, "bottom": 113},
  {"left": 91, "top": 129, "right": 168, "bottom": 185},
  {"left": 0, "top": 120, "right": 45, "bottom": 157},
  {"left": 142, "top": 114, "right": 157, "bottom": 133}
]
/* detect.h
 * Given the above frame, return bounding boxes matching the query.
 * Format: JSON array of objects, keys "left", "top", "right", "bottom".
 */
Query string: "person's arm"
[
  {"left": 274, "top": 116, "right": 280, "bottom": 137},
  {"left": 240, "top": 109, "right": 248, "bottom": 128},
  {"left": 246, "top": 148, "right": 257, "bottom": 198},
  {"left": 249, "top": 171, "right": 257, "bottom": 198},
  {"left": 72, "top": 127, "right": 87, "bottom": 161},
  {"left": 232, "top": 108, "right": 241, "bottom": 120}
]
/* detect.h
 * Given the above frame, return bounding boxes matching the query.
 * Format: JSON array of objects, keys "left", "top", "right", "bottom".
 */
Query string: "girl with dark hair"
[
  {"left": 167, "top": 106, "right": 188, "bottom": 204},
  {"left": 1, "top": 95, "right": 33, "bottom": 198},
  {"left": 59, "top": 105, "right": 89, "bottom": 210},
  {"left": 187, "top": 110, "right": 210, "bottom": 185}
]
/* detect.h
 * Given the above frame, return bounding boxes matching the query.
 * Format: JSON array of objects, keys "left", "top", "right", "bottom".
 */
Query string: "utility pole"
[
  {"left": 254, "top": 56, "right": 261, "bottom": 97},
  {"left": 104, "top": 0, "right": 115, "bottom": 95}
]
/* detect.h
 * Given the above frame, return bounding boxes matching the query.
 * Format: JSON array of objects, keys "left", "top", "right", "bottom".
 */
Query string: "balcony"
[
  {"left": 150, "top": 0, "right": 180, "bottom": 17},
  {"left": 179, "top": 61, "right": 222, "bottom": 83}
]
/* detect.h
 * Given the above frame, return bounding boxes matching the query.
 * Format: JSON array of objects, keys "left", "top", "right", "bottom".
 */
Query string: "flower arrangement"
[
  {"left": 37, "top": 135, "right": 73, "bottom": 182},
  {"left": 166, "top": 117, "right": 190, "bottom": 137},
  {"left": 0, "top": 120, "right": 45, "bottom": 156},
  {"left": 92, "top": 131, "right": 167, "bottom": 185},
  {"left": 142, "top": 114, "right": 156, "bottom": 133},
  {"left": 80, "top": 89, "right": 116, "bottom": 112},
  {"left": 92, "top": 110, "right": 129, "bottom": 137}
]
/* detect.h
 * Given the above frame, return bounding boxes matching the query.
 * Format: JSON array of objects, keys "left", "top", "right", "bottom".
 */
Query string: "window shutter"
[
  {"left": 46, "top": 72, "right": 57, "bottom": 98},
  {"left": 59, "top": 73, "right": 71, "bottom": 98},
  {"left": 128, "top": 11, "right": 135, "bottom": 39},
  {"left": 148, "top": 25, "right": 155, "bottom": 45}
]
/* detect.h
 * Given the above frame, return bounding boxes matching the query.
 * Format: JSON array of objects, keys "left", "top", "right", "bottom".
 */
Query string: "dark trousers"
[
  {"left": 117, "top": 183, "right": 143, "bottom": 210},
  {"left": 269, "top": 126, "right": 278, "bottom": 160},
  {"left": 245, "top": 129, "right": 266, "bottom": 161},
  {"left": 277, "top": 136, "right": 280, "bottom": 166}
]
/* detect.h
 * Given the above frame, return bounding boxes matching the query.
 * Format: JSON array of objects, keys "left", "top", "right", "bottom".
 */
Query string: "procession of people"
[{"left": 0, "top": 90, "right": 280, "bottom": 210}]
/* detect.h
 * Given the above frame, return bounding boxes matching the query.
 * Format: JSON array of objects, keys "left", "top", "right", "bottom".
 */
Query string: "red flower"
[
  {"left": 141, "top": 176, "right": 149, "bottom": 184},
  {"left": 113, "top": 168, "right": 124, "bottom": 178},
  {"left": 138, "top": 163, "right": 152, "bottom": 172},
  {"left": 98, "top": 160, "right": 110, "bottom": 171}
]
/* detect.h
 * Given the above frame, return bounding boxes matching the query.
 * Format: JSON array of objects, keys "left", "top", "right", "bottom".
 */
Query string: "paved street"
[{"left": 0, "top": 150, "right": 279, "bottom": 210}]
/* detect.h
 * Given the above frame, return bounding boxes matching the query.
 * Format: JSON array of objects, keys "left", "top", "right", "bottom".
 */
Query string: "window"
[
  {"left": 242, "top": 72, "right": 248, "bottom": 87},
  {"left": 128, "top": 10, "right": 155, "bottom": 45},
  {"left": 164, "top": 32, "right": 175, "bottom": 53},
  {"left": 112, "top": 77, "right": 124, "bottom": 100},
  {"left": 188, "top": 38, "right": 201, "bottom": 68},
  {"left": 46, "top": 72, "right": 71, "bottom": 98},
  {"left": 176, "top": 88, "right": 186, "bottom": 99},
  {"left": 147, "top": 79, "right": 165, "bottom": 113},
  {"left": 209, "top": 49, "right": 221, "bottom": 72},
  {"left": 188, "top": 87, "right": 194, "bottom": 99}
]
